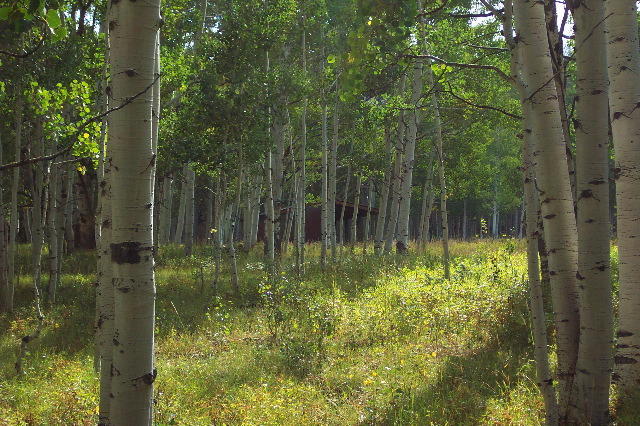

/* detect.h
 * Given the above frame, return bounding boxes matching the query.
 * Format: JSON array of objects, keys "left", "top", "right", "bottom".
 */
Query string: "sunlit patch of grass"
[{"left": 0, "top": 240, "right": 632, "bottom": 424}]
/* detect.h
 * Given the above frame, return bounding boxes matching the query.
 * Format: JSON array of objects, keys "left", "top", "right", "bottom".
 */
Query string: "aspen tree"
[
  {"left": 0, "top": 136, "right": 9, "bottom": 312},
  {"left": 397, "top": 23, "right": 424, "bottom": 254},
  {"left": 363, "top": 181, "right": 374, "bottom": 252},
  {"left": 569, "top": 0, "right": 612, "bottom": 421},
  {"left": 350, "top": 176, "right": 362, "bottom": 245},
  {"left": 384, "top": 77, "right": 406, "bottom": 254},
  {"left": 158, "top": 176, "right": 172, "bottom": 245},
  {"left": 107, "top": 0, "right": 161, "bottom": 421},
  {"left": 374, "top": 128, "right": 392, "bottom": 255},
  {"left": 184, "top": 167, "right": 195, "bottom": 256},
  {"left": 605, "top": 0, "right": 640, "bottom": 393},
  {"left": 523, "top": 117, "right": 558, "bottom": 425},
  {"left": 174, "top": 167, "right": 188, "bottom": 243},
  {"left": 514, "top": 0, "right": 580, "bottom": 418},
  {"left": 320, "top": 101, "right": 328, "bottom": 266},
  {"left": 8, "top": 85, "right": 22, "bottom": 310},
  {"left": 328, "top": 97, "right": 339, "bottom": 259}
]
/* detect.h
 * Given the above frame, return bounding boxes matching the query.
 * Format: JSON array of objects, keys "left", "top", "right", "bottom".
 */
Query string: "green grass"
[{"left": 0, "top": 240, "right": 635, "bottom": 424}]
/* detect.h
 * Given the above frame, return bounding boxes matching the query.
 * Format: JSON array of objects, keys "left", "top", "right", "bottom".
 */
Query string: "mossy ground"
[{"left": 0, "top": 240, "right": 637, "bottom": 424}]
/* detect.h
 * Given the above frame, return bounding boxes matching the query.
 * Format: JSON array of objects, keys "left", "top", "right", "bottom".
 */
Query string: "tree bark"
[
  {"left": 184, "top": 167, "right": 195, "bottom": 256},
  {"left": 374, "top": 128, "right": 393, "bottom": 255},
  {"left": 514, "top": 0, "right": 580, "bottom": 419},
  {"left": 107, "top": 0, "right": 160, "bottom": 421},
  {"left": 524, "top": 121, "right": 559, "bottom": 425},
  {"left": 350, "top": 176, "right": 362, "bottom": 245},
  {"left": 397, "top": 49, "right": 423, "bottom": 254},
  {"left": 605, "top": 0, "right": 640, "bottom": 395}
]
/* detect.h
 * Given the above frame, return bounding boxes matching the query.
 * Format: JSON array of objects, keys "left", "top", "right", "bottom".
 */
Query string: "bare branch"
[
  {"left": 404, "top": 53, "right": 514, "bottom": 84},
  {"left": 442, "top": 85, "right": 522, "bottom": 120}
]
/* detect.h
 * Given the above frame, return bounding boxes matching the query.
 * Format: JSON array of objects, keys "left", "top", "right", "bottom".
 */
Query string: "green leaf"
[
  {"left": 327, "top": 54, "right": 336, "bottom": 64},
  {"left": 0, "top": 7, "right": 12, "bottom": 20},
  {"left": 45, "top": 9, "right": 61, "bottom": 28},
  {"left": 51, "top": 24, "right": 66, "bottom": 42}
]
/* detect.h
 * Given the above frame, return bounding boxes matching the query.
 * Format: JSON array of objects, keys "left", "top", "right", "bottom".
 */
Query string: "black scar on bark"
[
  {"left": 111, "top": 242, "right": 142, "bottom": 264},
  {"left": 617, "top": 330, "right": 634, "bottom": 337},
  {"left": 543, "top": 214, "right": 556, "bottom": 219}
]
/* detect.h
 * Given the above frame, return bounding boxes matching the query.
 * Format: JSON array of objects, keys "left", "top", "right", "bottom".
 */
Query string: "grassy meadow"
[{"left": 0, "top": 240, "right": 638, "bottom": 425}]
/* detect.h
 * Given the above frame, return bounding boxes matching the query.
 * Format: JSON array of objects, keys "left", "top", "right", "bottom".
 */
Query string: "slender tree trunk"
[
  {"left": 423, "top": 61, "right": 449, "bottom": 277},
  {"left": 17, "top": 119, "right": 47, "bottom": 375},
  {"left": 320, "top": 101, "right": 328, "bottom": 267},
  {"left": 350, "top": 176, "right": 362, "bottom": 245},
  {"left": 212, "top": 175, "right": 223, "bottom": 292},
  {"left": 107, "top": 0, "right": 160, "bottom": 421},
  {"left": 0, "top": 135, "right": 10, "bottom": 313},
  {"left": 397, "top": 50, "right": 423, "bottom": 254},
  {"left": 8, "top": 85, "right": 22, "bottom": 309},
  {"left": 363, "top": 180, "right": 374, "bottom": 253},
  {"left": 384, "top": 94, "right": 406, "bottom": 254},
  {"left": 264, "top": 151, "right": 276, "bottom": 275},
  {"left": 328, "top": 96, "right": 339, "bottom": 260},
  {"left": 174, "top": 169, "right": 188, "bottom": 244},
  {"left": 492, "top": 183, "right": 499, "bottom": 238},
  {"left": 46, "top": 161, "right": 59, "bottom": 304},
  {"left": 524, "top": 124, "right": 559, "bottom": 425},
  {"left": 158, "top": 176, "right": 172, "bottom": 245},
  {"left": 514, "top": 0, "right": 580, "bottom": 419},
  {"left": 184, "top": 167, "right": 195, "bottom": 256},
  {"left": 374, "top": 128, "right": 393, "bottom": 255},
  {"left": 63, "top": 165, "right": 75, "bottom": 251},
  {"left": 96, "top": 146, "right": 114, "bottom": 425},
  {"left": 567, "top": 1, "right": 613, "bottom": 422},
  {"left": 605, "top": 0, "right": 640, "bottom": 394},
  {"left": 462, "top": 199, "right": 468, "bottom": 241},
  {"left": 338, "top": 171, "right": 351, "bottom": 247}
]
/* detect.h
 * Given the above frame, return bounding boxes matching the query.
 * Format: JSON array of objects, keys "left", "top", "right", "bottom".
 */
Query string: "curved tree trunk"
[{"left": 514, "top": 0, "right": 580, "bottom": 419}]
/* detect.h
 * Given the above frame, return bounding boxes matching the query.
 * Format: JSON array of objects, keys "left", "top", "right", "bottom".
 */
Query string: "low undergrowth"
[{"left": 0, "top": 240, "right": 633, "bottom": 424}]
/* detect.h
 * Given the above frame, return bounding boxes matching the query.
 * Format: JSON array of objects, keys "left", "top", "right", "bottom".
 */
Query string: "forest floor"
[{"left": 0, "top": 240, "right": 637, "bottom": 425}]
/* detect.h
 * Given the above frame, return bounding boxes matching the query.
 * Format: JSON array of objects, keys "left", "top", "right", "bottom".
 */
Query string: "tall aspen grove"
[{"left": 1, "top": 0, "right": 640, "bottom": 424}]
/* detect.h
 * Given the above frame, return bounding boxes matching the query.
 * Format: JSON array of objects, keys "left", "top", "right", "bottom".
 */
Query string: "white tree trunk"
[
  {"left": 320, "top": 101, "right": 328, "bottom": 267},
  {"left": 174, "top": 167, "right": 189, "bottom": 244},
  {"left": 363, "top": 180, "right": 374, "bottom": 253},
  {"left": 184, "top": 167, "right": 195, "bottom": 256},
  {"left": 328, "top": 97, "right": 339, "bottom": 259},
  {"left": 374, "top": 129, "right": 393, "bottom": 255},
  {"left": 338, "top": 170, "right": 351, "bottom": 247},
  {"left": 350, "top": 176, "right": 362, "bottom": 245},
  {"left": 514, "top": 0, "right": 580, "bottom": 418},
  {"left": 158, "top": 176, "right": 172, "bottom": 245},
  {"left": 0, "top": 134, "right": 10, "bottom": 312},
  {"left": 8, "top": 85, "right": 22, "bottom": 309},
  {"left": 384, "top": 107, "right": 405, "bottom": 254},
  {"left": 524, "top": 124, "right": 558, "bottom": 425},
  {"left": 569, "top": 0, "right": 612, "bottom": 422},
  {"left": 107, "top": 0, "right": 160, "bottom": 421},
  {"left": 397, "top": 52, "right": 423, "bottom": 253},
  {"left": 605, "top": 0, "right": 640, "bottom": 394}
]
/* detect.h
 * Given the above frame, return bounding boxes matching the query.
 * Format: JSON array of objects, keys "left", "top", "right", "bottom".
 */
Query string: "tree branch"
[
  {"left": 0, "top": 74, "right": 162, "bottom": 172},
  {"left": 442, "top": 85, "right": 522, "bottom": 120},
  {"left": 404, "top": 54, "right": 514, "bottom": 84}
]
